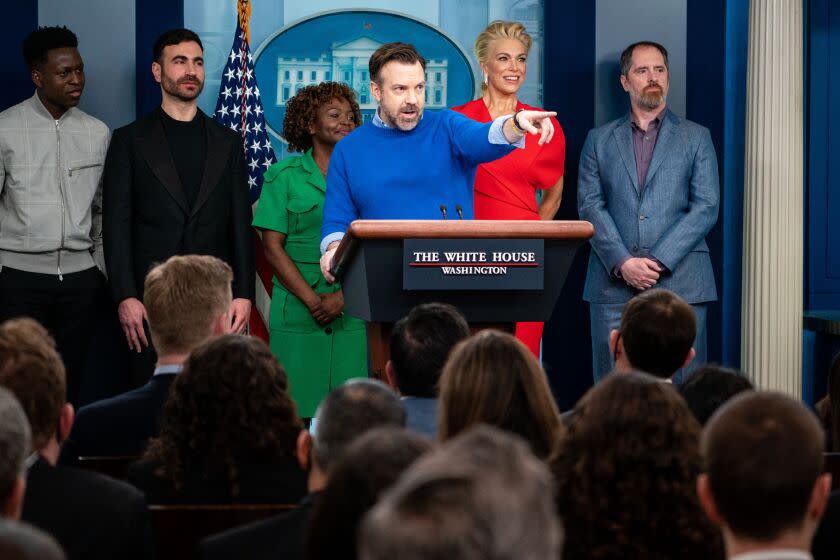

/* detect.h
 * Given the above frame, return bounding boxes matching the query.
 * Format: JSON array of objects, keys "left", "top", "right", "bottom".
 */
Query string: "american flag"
[{"left": 213, "top": 0, "right": 274, "bottom": 341}]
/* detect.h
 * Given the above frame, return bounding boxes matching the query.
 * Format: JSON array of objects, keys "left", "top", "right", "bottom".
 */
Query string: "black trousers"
[{"left": 0, "top": 266, "right": 104, "bottom": 405}]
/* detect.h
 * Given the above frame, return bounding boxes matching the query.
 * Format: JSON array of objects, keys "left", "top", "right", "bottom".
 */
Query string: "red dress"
[{"left": 451, "top": 99, "right": 566, "bottom": 357}]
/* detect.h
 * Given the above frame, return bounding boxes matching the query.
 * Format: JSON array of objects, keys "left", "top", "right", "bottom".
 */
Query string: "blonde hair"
[
  {"left": 474, "top": 20, "right": 533, "bottom": 92},
  {"left": 144, "top": 255, "right": 233, "bottom": 354}
]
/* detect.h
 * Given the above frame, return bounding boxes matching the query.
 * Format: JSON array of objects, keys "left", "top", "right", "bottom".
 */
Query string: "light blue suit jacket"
[{"left": 578, "top": 109, "right": 719, "bottom": 304}]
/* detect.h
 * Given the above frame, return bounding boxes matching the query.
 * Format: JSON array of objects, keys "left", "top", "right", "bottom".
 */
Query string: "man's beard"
[
  {"left": 380, "top": 103, "right": 422, "bottom": 131},
  {"left": 637, "top": 86, "right": 665, "bottom": 111},
  {"left": 162, "top": 76, "right": 204, "bottom": 102}
]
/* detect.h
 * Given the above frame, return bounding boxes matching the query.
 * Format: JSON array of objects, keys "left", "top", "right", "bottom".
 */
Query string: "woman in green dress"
[{"left": 253, "top": 82, "right": 367, "bottom": 418}]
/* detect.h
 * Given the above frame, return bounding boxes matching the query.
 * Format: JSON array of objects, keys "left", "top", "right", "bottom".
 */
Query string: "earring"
[{"left": 482, "top": 73, "right": 488, "bottom": 85}]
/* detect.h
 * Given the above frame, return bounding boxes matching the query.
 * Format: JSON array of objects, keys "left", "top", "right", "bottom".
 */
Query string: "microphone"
[
  {"left": 455, "top": 205, "right": 464, "bottom": 220},
  {"left": 440, "top": 204, "right": 448, "bottom": 220}
]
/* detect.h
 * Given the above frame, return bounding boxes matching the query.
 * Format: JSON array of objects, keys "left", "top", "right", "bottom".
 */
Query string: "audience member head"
[
  {"left": 0, "top": 319, "right": 72, "bottom": 464},
  {"left": 817, "top": 352, "right": 840, "bottom": 452},
  {"left": 145, "top": 335, "right": 300, "bottom": 497},
  {"left": 678, "top": 364, "right": 753, "bottom": 425},
  {"left": 0, "top": 388, "right": 30, "bottom": 519},
  {"left": 0, "top": 520, "right": 65, "bottom": 560},
  {"left": 143, "top": 255, "right": 233, "bottom": 358},
  {"left": 551, "top": 371, "right": 721, "bottom": 560},
  {"left": 360, "top": 425, "right": 562, "bottom": 560},
  {"left": 610, "top": 288, "right": 696, "bottom": 378},
  {"left": 368, "top": 42, "right": 426, "bottom": 131},
  {"left": 698, "top": 392, "right": 830, "bottom": 555},
  {"left": 22, "top": 27, "right": 84, "bottom": 119},
  {"left": 438, "top": 330, "right": 562, "bottom": 459},
  {"left": 298, "top": 379, "right": 405, "bottom": 489},
  {"left": 282, "top": 81, "right": 362, "bottom": 153},
  {"left": 304, "top": 427, "right": 432, "bottom": 560},
  {"left": 386, "top": 303, "right": 470, "bottom": 398}
]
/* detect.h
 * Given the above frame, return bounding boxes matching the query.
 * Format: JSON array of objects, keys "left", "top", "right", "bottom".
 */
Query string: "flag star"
[
  {"left": 248, "top": 175, "right": 258, "bottom": 188},
  {"left": 262, "top": 157, "right": 272, "bottom": 169},
  {"left": 263, "top": 139, "right": 272, "bottom": 151},
  {"left": 232, "top": 105, "right": 241, "bottom": 117},
  {"left": 229, "top": 122, "right": 238, "bottom": 131},
  {"left": 216, "top": 105, "right": 229, "bottom": 117},
  {"left": 253, "top": 122, "right": 262, "bottom": 133},
  {"left": 224, "top": 67, "right": 236, "bottom": 82},
  {"left": 253, "top": 87, "right": 261, "bottom": 98},
  {"left": 244, "top": 85, "right": 253, "bottom": 99},
  {"left": 247, "top": 52, "right": 254, "bottom": 64},
  {"left": 228, "top": 50, "right": 238, "bottom": 63},
  {"left": 254, "top": 105, "right": 263, "bottom": 116},
  {"left": 236, "top": 68, "right": 244, "bottom": 80},
  {"left": 248, "top": 158, "right": 259, "bottom": 171},
  {"left": 233, "top": 87, "right": 242, "bottom": 99},
  {"left": 245, "top": 68, "right": 253, "bottom": 81},
  {"left": 221, "top": 86, "right": 232, "bottom": 100},
  {"left": 243, "top": 123, "right": 251, "bottom": 134},
  {"left": 250, "top": 139, "right": 261, "bottom": 152},
  {"left": 244, "top": 105, "right": 252, "bottom": 116}
]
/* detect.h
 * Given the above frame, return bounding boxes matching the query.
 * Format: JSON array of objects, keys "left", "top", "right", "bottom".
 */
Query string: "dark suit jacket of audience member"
[
  {"left": 127, "top": 457, "right": 307, "bottom": 504},
  {"left": 813, "top": 490, "right": 840, "bottom": 560},
  {"left": 22, "top": 456, "right": 154, "bottom": 560},
  {"left": 402, "top": 397, "right": 438, "bottom": 438},
  {"left": 59, "top": 373, "right": 177, "bottom": 465},
  {"left": 199, "top": 491, "right": 321, "bottom": 560}
]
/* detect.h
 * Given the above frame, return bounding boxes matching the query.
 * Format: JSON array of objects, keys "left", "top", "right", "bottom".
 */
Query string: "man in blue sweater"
[{"left": 319, "top": 42, "right": 556, "bottom": 281}]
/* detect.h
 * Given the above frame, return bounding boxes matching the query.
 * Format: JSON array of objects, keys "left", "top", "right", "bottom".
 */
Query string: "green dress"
[{"left": 253, "top": 149, "right": 367, "bottom": 417}]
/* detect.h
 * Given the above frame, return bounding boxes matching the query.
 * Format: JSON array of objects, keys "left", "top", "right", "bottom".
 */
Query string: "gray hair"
[
  {"left": 359, "top": 425, "right": 563, "bottom": 560},
  {"left": 0, "top": 387, "right": 30, "bottom": 504},
  {"left": 0, "top": 520, "right": 65, "bottom": 560},
  {"left": 312, "top": 379, "right": 405, "bottom": 473}
]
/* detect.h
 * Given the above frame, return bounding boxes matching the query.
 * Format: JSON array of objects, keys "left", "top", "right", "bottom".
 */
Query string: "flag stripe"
[{"left": 213, "top": 0, "right": 276, "bottom": 342}]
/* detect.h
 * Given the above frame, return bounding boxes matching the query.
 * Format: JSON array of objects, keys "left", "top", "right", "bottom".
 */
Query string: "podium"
[{"left": 331, "top": 220, "right": 594, "bottom": 379}]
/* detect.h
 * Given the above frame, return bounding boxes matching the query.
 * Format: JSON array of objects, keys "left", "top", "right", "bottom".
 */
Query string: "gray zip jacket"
[{"left": 0, "top": 93, "right": 110, "bottom": 277}]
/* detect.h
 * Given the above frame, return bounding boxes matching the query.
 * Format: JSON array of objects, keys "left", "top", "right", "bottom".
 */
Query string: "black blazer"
[
  {"left": 199, "top": 492, "right": 320, "bottom": 560},
  {"left": 103, "top": 108, "right": 254, "bottom": 302},
  {"left": 59, "top": 373, "right": 177, "bottom": 465},
  {"left": 127, "top": 457, "right": 307, "bottom": 505},
  {"left": 22, "top": 456, "right": 154, "bottom": 560}
]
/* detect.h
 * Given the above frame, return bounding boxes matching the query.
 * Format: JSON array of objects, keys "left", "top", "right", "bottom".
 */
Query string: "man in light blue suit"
[{"left": 578, "top": 41, "right": 719, "bottom": 383}]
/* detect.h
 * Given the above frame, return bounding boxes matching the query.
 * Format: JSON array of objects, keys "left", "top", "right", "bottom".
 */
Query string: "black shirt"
[{"left": 159, "top": 108, "right": 206, "bottom": 210}]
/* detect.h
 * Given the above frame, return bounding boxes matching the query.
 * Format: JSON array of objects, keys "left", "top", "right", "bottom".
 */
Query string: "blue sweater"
[{"left": 321, "top": 109, "right": 515, "bottom": 242}]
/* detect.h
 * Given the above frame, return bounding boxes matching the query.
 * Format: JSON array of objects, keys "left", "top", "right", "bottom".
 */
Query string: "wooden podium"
[{"left": 331, "top": 220, "right": 594, "bottom": 379}]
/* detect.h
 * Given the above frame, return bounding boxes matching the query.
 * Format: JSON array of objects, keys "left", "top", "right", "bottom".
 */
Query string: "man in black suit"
[
  {"left": 0, "top": 318, "right": 153, "bottom": 560},
  {"left": 103, "top": 28, "right": 254, "bottom": 386},
  {"left": 59, "top": 255, "right": 233, "bottom": 464},
  {"left": 200, "top": 379, "right": 406, "bottom": 560}
]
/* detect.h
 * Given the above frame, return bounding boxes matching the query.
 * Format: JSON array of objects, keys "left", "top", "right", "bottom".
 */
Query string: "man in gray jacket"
[{"left": 0, "top": 27, "right": 109, "bottom": 404}]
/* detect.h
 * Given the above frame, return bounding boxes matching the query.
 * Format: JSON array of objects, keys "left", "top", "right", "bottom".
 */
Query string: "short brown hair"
[
  {"left": 619, "top": 288, "right": 696, "bottom": 378},
  {"left": 619, "top": 40, "right": 669, "bottom": 76},
  {"left": 368, "top": 42, "right": 426, "bottom": 85},
  {"left": 438, "top": 330, "right": 563, "bottom": 459},
  {"left": 144, "top": 255, "right": 233, "bottom": 355},
  {"left": 703, "top": 391, "right": 826, "bottom": 541},
  {"left": 0, "top": 319, "right": 65, "bottom": 450}
]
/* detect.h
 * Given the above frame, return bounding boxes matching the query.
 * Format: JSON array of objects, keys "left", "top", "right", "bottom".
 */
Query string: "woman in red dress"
[{"left": 452, "top": 20, "right": 566, "bottom": 358}]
